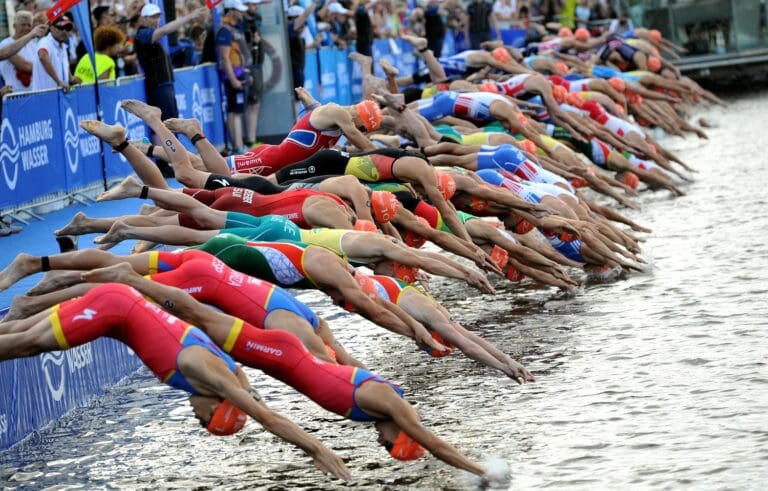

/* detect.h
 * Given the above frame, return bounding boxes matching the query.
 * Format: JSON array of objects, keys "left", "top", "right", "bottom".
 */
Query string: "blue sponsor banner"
[
  {"left": 0, "top": 90, "right": 66, "bottom": 209},
  {"left": 372, "top": 39, "right": 392, "bottom": 78},
  {"left": 60, "top": 87, "right": 103, "bottom": 191},
  {"left": 174, "top": 65, "right": 225, "bottom": 151},
  {"left": 304, "top": 50, "right": 321, "bottom": 101},
  {"left": 335, "top": 49, "right": 351, "bottom": 106},
  {"left": 318, "top": 48, "right": 337, "bottom": 104},
  {"left": 97, "top": 80, "right": 149, "bottom": 182},
  {"left": 350, "top": 48, "right": 363, "bottom": 101},
  {"left": 0, "top": 339, "right": 141, "bottom": 450}
]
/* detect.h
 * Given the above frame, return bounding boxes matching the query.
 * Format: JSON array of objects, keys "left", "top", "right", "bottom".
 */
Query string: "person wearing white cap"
[
  {"left": 325, "top": 2, "right": 352, "bottom": 49},
  {"left": 135, "top": 2, "right": 208, "bottom": 150},
  {"left": 30, "top": 16, "right": 71, "bottom": 91},
  {"left": 217, "top": 0, "right": 251, "bottom": 153}
]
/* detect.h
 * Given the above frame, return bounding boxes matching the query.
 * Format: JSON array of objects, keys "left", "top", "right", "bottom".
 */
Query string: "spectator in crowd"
[
  {"left": 424, "top": 0, "right": 446, "bottom": 57},
  {"left": 74, "top": 25, "right": 126, "bottom": 83},
  {"left": 0, "top": 11, "right": 37, "bottom": 92},
  {"left": 243, "top": 0, "right": 264, "bottom": 146},
  {"left": 353, "top": 0, "right": 375, "bottom": 56},
  {"left": 534, "top": 0, "right": 561, "bottom": 24},
  {"left": 135, "top": 2, "right": 207, "bottom": 150},
  {"left": 445, "top": 0, "right": 470, "bottom": 52},
  {"left": 287, "top": 2, "right": 316, "bottom": 114},
  {"left": 187, "top": 24, "right": 208, "bottom": 65},
  {"left": 592, "top": 0, "right": 616, "bottom": 21},
  {"left": 217, "top": 0, "right": 251, "bottom": 154},
  {"left": 609, "top": 10, "right": 634, "bottom": 35},
  {"left": 492, "top": 0, "right": 516, "bottom": 40},
  {"left": 31, "top": 16, "right": 76, "bottom": 91},
  {"left": 407, "top": 6, "right": 426, "bottom": 38},
  {"left": 467, "top": 0, "right": 492, "bottom": 49},
  {"left": 76, "top": 6, "right": 118, "bottom": 60},
  {"left": 575, "top": 0, "right": 592, "bottom": 28},
  {"left": 327, "top": 2, "right": 352, "bottom": 49},
  {"left": 518, "top": 4, "right": 547, "bottom": 43},
  {"left": 380, "top": 0, "right": 402, "bottom": 38}
]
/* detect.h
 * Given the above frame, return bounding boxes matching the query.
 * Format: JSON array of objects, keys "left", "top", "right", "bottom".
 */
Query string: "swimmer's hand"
[
  {"left": 311, "top": 446, "right": 352, "bottom": 481},
  {"left": 505, "top": 359, "right": 535, "bottom": 385},
  {"left": 473, "top": 246, "right": 503, "bottom": 277},
  {"left": 467, "top": 269, "right": 496, "bottom": 295}
]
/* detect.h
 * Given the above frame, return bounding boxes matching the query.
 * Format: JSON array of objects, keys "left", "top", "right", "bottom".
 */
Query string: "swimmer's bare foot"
[
  {"left": 96, "top": 176, "right": 143, "bottom": 202},
  {"left": 139, "top": 203, "right": 159, "bottom": 215},
  {"left": 80, "top": 120, "right": 126, "bottom": 147},
  {"left": 164, "top": 117, "right": 202, "bottom": 138},
  {"left": 0, "top": 253, "right": 36, "bottom": 291},
  {"left": 81, "top": 262, "right": 138, "bottom": 285},
  {"left": 132, "top": 240, "right": 158, "bottom": 254},
  {"left": 121, "top": 99, "right": 162, "bottom": 122},
  {"left": 401, "top": 35, "right": 427, "bottom": 52},
  {"left": 3, "top": 295, "right": 37, "bottom": 322},
  {"left": 379, "top": 58, "right": 399, "bottom": 77},
  {"left": 94, "top": 221, "right": 131, "bottom": 246},
  {"left": 348, "top": 51, "right": 372, "bottom": 67},
  {"left": 55, "top": 211, "right": 93, "bottom": 236},
  {"left": 26, "top": 270, "right": 82, "bottom": 296}
]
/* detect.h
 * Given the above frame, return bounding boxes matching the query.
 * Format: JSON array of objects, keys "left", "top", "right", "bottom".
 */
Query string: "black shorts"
[
  {"left": 148, "top": 82, "right": 179, "bottom": 120},
  {"left": 225, "top": 76, "right": 248, "bottom": 114}
]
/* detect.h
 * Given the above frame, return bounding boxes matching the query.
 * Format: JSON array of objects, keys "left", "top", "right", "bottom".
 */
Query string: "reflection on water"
[{"left": 3, "top": 90, "right": 768, "bottom": 489}]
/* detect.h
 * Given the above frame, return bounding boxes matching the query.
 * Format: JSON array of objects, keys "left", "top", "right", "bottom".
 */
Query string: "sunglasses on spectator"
[{"left": 53, "top": 23, "right": 73, "bottom": 31}]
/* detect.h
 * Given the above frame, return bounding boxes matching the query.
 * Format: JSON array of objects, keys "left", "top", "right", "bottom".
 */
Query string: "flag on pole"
[{"left": 46, "top": 0, "right": 84, "bottom": 22}]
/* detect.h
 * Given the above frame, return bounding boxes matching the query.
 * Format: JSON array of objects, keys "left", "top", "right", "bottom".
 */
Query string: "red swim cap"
[
  {"left": 554, "top": 62, "right": 569, "bottom": 74},
  {"left": 490, "top": 245, "right": 509, "bottom": 269},
  {"left": 649, "top": 29, "right": 662, "bottom": 43},
  {"left": 342, "top": 272, "right": 380, "bottom": 311},
  {"left": 435, "top": 171, "right": 456, "bottom": 200},
  {"left": 354, "top": 218, "right": 378, "bottom": 232},
  {"left": 403, "top": 216, "right": 429, "bottom": 248},
  {"left": 491, "top": 47, "right": 512, "bottom": 64},
  {"left": 511, "top": 215, "right": 534, "bottom": 234},
  {"left": 647, "top": 55, "right": 662, "bottom": 73},
  {"left": 552, "top": 84, "right": 568, "bottom": 104},
  {"left": 389, "top": 430, "right": 426, "bottom": 461},
  {"left": 624, "top": 171, "right": 640, "bottom": 189},
  {"left": 207, "top": 400, "right": 247, "bottom": 436},
  {"left": 355, "top": 100, "right": 383, "bottom": 131},
  {"left": 560, "top": 231, "right": 578, "bottom": 242},
  {"left": 567, "top": 91, "right": 585, "bottom": 108},
  {"left": 558, "top": 27, "right": 573, "bottom": 38},
  {"left": 608, "top": 76, "right": 626, "bottom": 92},
  {"left": 479, "top": 81, "right": 500, "bottom": 93},
  {"left": 371, "top": 190, "right": 399, "bottom": 224},
  {"left": 426, "top": 331, "right": 455, "bottom": 358},
  {"left": 506, "top": 265, "right": 525, "bottom": 282},
  {"left": 574, "top": 27, "right": 590, "bottom": 42},
  {"left": 393, "top": 261, "right": 419, "bottom": 283},
  {"left": 571, "top": 176, "right": 588, "bottom": 188}
]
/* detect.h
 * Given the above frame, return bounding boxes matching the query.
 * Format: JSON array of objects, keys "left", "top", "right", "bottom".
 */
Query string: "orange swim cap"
[
  {"left": 404, "top": 216, "right": 429, "bottom": 248},
  {"left": 490, "top": 245, "right": 509, "bottom": 269},
  {"left": 574, "top": 27, "right": 590, "bottom": 42},
  {"left": 355, "top": 100, "right": 383, "bottom": 131},
  {"left": 354, "top": 218, "right": 378, "bottom": 232},
  {"left": 479, "top": 81, "right": 500, "bottom": 93},
  {"left": 608, "top": 76, "right": 626, "bottom": 92},
  {"left": 491, "top": 47, "right": 511, "bottom": 64},
  {"left": 506, "top": 265, "right": 525, "bottom": 282},
  {"left": 554, "top": 62, "right": 569, "bottom": 74},
  {"left": 647, "top": 55, "right": 662, "bottom": 73},
  {"left": 389, "top": 430, "right": 426, "bottom": 461},
  {"left": 392, "top": 261, "right": 419, "bottom": 283},
  {"left": 426, "top": 331, "right": 455, "bottom": 358},
  {"left": 371, "top": 190, "right": 400, "bottom": 224},
  {"left": 516, "top": 112, "right": 529, "bottom": 126},
  {"left": 435, "top": 171, "right": 456, "bottom": 200},
  {"left": 649, "top": 29, "right": 662, "bottom": 43},
  {"left": 552, "top": 84, "right": 568, "bottom": 104},
  {"left": 567, "top": 91, "right": 585, "bottom": 108},
  {"left": 207, "top": 400, "right": 247, "bottom": 436},
  {"left": 614, "top": 103, "right": 625, "bottom": 116},
  {"left": 624, "top": 171, "right": 640, "bottom": 189},
  {"left": 558, "top": 27, "right": 573, "bottom": 38},
  {"left": 519, "top": 139, "right": 537, "bottom": 155},
  {"left": 342, "top": 272, "right": 379, "bottom": 311}
]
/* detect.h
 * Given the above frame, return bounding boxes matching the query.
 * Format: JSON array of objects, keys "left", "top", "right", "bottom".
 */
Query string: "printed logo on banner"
[
  {"left": 0, "top": 118, "right": 19, "bottom": 190},
  {"left": 0, "top": 414, "right": 7, "bottom": 436},
  {"left": 40, "top": 345, "right": 95, "bottom": 402},
  {"left": 113, "top": 101, "right": 146, "bottom": 162},
  {"left": 193, "top": 83, "right": 215, "bottom": 123},
  {"left": 64, "top": 107, "right": 79, "bottom": 174}
]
